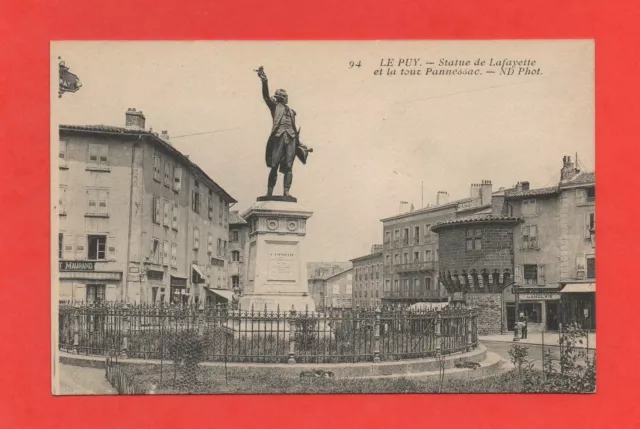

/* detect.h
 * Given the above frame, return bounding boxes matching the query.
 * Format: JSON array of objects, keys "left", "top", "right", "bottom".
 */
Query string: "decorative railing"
[{"left": 58, "top": 302, "right": 478, "bottom": 364}]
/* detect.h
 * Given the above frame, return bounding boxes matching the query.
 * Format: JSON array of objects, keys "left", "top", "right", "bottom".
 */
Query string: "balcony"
[
  {"left": 392, "top": 261, "right": 436, "bottom": 273},
  {"left": 383, "top": 288, "right": 447, "bottom": 300}
]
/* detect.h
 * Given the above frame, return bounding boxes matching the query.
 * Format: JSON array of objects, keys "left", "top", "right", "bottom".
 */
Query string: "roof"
[
  {"left": 229, "top": 211, "right": 247, "bottom": 225},
  {"left": 431, "top": 214, "right": 522, "bottom": 231},
  {"left": 380, "top": 197, "right": 473, "bottom": 222},
  {"left": 559, "top": 171, "right": 595, "bottom": 188},
  {"left": 350, "top": 252, "right": 383, "bottom": 264},
  {"left": 60, "top": 124, "right": 237, "bottom": 204},
  {"left": 307, "top": 262, "right": 353, "bottom": 279},
  {"left": 504, "top": 186, "right": 559, "bottom": 199},
  {"left": 325, "top": 268, "right": 353, "bottom": 281}
]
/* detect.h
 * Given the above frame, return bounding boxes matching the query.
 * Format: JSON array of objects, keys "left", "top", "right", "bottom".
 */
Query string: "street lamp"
[{"left": 509, "top": 281, "right": 521, "bottom": 342}]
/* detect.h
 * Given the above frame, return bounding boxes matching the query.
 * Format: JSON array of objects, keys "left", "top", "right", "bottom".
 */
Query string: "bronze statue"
[{"left": 256, "top": 66, "right": 312, "bottom": 199}]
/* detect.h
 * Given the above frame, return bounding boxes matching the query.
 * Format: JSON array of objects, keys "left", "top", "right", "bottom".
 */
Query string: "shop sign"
[
  {"left": 170, "top": 276, "right": 187, "bottom": 287},
  {"left": 520, "top": 293, "right": 561, "bottom": 301},
  {"left": 59, "top": 261, "right": 95, "bottom": 271}
]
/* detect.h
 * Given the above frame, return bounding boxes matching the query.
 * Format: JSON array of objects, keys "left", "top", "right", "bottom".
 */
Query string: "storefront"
[
  {"left": 170, "top": 274, "right": 189, "bottom": 305},
  {"left": 58, "top": 261, "right": 122, "bottom": 302},
  {"left": 560, "top": 282, "right": 596, "bottom": 331},
  {"left": 504, "top": 287, "right": 562, "bottom": 332},
  {"left": 204, "top": 287, "right": 234, "bottom": 306}
]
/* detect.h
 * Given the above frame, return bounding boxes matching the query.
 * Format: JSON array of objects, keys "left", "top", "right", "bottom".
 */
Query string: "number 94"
[{"left": 349, "top": 60, "right": 362, "bottom": 69}]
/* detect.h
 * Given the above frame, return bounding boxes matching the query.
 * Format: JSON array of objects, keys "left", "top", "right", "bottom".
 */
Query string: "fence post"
[
  {"left": 466, "top": 313, "right": 473, "bottom": 352},
  {"left": 373, "top": 306, "right": 381, "bottom": 363},
  {"left": 288, "top": 305, "right": 296, "bottom": 364},
  {"left": 435, "top": 311, "right": 442, "bottom": 355},
  {"left": 72, "top": 303, "right": 80, "bottom": 355},
  {"left": 121, "top": 302, "right": 130, "bottom": 359}
]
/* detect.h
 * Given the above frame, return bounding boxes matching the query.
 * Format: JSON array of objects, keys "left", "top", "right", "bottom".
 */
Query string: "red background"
[{"left": 0, "top": 0, "right": 638, "bottom": 427}]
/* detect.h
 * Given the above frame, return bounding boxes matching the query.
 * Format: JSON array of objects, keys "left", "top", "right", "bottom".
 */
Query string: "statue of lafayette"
[{"left": 256, "top": 67, "right": 312, "bottom": 198}]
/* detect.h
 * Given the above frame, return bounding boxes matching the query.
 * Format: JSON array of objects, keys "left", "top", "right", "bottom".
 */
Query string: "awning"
[
  {"left": 206, "top": 288, "right": 234, "bottom": 301},
  {"left": 408, "top": 302, "right": 449, "bottom": 311},
  {"left": 192, "top": 264, "right": 206, "bottom": 278},
  {"left": 561, "top": 283, "right": 596, "bottom": 293}
]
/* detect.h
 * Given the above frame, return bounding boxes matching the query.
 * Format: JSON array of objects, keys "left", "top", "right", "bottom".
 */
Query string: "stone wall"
[{"left": 467, "top": 293, "right": 503, "bottom": 335}]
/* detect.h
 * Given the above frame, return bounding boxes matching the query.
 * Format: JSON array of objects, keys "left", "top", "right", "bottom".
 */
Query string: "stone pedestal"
[{"left": 237, "top": 198, "right": 316, "bottom": 313}]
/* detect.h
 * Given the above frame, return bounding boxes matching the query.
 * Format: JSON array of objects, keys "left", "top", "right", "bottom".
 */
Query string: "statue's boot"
[{"left": 267, "top": 187, "right": 274, "bottom": 197}]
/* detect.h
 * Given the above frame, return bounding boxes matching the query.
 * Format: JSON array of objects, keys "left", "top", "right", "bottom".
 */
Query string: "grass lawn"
[{"left": 121, "top": 364, "right": 532, "bottom": 394}]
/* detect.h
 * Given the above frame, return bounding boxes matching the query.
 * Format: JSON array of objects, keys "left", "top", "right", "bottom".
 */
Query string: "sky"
[{"left": 52, "top": 40, "right": 594, "bottom": 262}]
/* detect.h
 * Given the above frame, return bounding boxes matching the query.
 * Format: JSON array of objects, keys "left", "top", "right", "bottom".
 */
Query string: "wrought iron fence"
[{"left": 59, "top": 302, "right": 478, "bottom": 364}]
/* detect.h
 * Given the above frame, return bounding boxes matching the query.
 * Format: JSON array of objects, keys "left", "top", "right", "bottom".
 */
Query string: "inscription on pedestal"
[{"left": 267, "top": 243, "right": 298, "bottom": 282}]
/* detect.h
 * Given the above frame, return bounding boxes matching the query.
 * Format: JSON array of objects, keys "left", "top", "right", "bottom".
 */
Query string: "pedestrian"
[{"left": 520, "top": 312, "right": 528, "bottom": 339}]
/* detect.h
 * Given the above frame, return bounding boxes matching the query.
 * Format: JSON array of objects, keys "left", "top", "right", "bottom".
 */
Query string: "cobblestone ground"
[{"left": 56, "top": 364, "right": 117, "bottom": 395}]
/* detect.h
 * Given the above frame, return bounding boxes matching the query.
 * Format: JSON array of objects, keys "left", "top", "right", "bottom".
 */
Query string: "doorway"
[
  {"left": 506, "top": 304, "right": 516, "bottom": 331},
  {"left": 546, "top": 302, "right": 559, "bottom": 331}
]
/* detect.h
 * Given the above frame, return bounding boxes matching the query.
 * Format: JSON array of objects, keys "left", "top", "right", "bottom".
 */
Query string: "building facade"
[
  {"left": 57, "top": 108, "right": 236, "bottom": 305},
  {"left": 227, "top": 211, "right": 249, "bottom": 298},
  {"left": 307, "top": 262, "right": 352, "bottom": 309},
  {"left": 350, "top": 252, "right": 383, "bottom": 308},
  {"left": 380, "top": 183, "right": 493, "bottom": 307},
  {"left": 325, "top": 268, "right": 353, "bottom": 309}
]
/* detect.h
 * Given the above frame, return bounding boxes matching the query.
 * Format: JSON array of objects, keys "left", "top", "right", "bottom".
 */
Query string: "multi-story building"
[
  {"left": 325, "top": 268, "right": 353, "bottom": 309},
  {"left": 57, "top": 108, "right": 236, "bottom": 305},
  {"left": 350, "top": 251, "right": 383, "bottom": 308},
  {"left": 432, "top": 155, "right": 595, "bottom": 334},
  {"left": 307, "top": 262, "right": 352, "bottom": 309},
  {"left": 380, "top": 182, "right": 493, "bottom": 307},
  {"left": 228, "top": 210, "right": 250, "bottom": 296}
]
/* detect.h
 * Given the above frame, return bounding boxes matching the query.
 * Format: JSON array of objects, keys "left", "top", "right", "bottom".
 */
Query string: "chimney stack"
[
  {"left": 125, "top": 108, "right": 146, "bottom": 131},
  {"left": 560, "top": 155, "right": 580, "bottom": 181},
  {"left": 160, "top": 130, "right": 171, "bottom": 145},
  {"left": 480, "top": 180, "right": 493, "bottom": 205},
  {"left": 436, "top": 191, "right": 449, "bottom": 205},
  {"left": 470, "top": 183, "right": 481, "bottom": 199},
  {"left": 515, "top": 182, "right": 523, "bottom": 192},
  {"left": 520, "top": 181, "right": 530, "bottom": 191}
]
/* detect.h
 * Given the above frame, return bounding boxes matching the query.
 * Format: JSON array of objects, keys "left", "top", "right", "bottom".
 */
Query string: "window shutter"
[
  {"left": 86, "top": 189, "right": 97, "bottom": 214},
  {"left": 155, "top": 197, "right": 162, "bottom": 224},
  {"left": 88, "top": 145, "right": 98, "bottom": 165},
  {"left": 207, "top": 234, "right": 213, "bottom": 254},
  {"left": 537, "top": 265, "right": 546, "bottom": 286},
  {"left": 98, "top": 190, "right": 108, "bottom": 215},
  {"left": 193, "top": 228, "right": 200, "bottom": 250},
  {"left": 59, "top": 187, "right": 67, "bottom": 214},
  {"left": 62, "top": 233, "right": 74, "bottom": 260},
  {"left": 583, "top": 213, "right": 591, "bottom": 238},
  {"left": 172, "top": 204, "right": 178, "bottom": 229},
  {"left": 515, "top": 265, "right": 523, "bottom": 285},
  {"left": 163, "top": 201, "right": 170, "bottom": 226},
  {"left": 173, "top": 166, "right": 182, "bottom": 191},
  {"left": 108, "top": 235, "right": 116, "bottom": 260},
  {"left": 74, "top": 283, "right": 86, "bottom": 302},
  {"left": 105, "top": 284, "right": 117, "bottom": 302},
  {"left": 75, "top": 235, "right": 86, "bottom": 259},
  {"left": 171, "top": 243, "right": 177, "bottom": 267},
  {"left": 163, "top": 241, "right": 170, "bottom": 266},
  {"left": 576, "top": 256, "right": 587, "bottom": 279},
  {"left": 576, "top": 189, "right": 586, "bottom": 205}
]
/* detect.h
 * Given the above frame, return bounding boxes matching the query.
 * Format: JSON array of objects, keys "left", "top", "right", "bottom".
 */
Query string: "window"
[
  {"left": 58, "top": 233, "right": 63, "bottom": 259},
  {"left": 521, "top": 303, "right": 542, "bottom": 324},
  {"left": 153, "top": 153, "right": 162, "bottom": 182},
  {"left": 172, "top": 203, "right": 179, "bottom": 230},
  {"left": 218, "top": 196, "right": 224, "bottom": 226},
  {"left": 587, "top": 256, "right": 596, "bottom": 279},
  {"left": 173, "top": 165, "right": 182, "bottom": 192},
  {"left": 394, "top": 254, "right": 399, "bottom": 264},
  {"left": 163, "top": 200, "right": 170, "bottom": 227},
  {"left": 414, "top": 226, "right": 420, "bottom": 243},
  {"left": 393, "top": 279, "right": 399, "bottom": 291},
  {"left": 403, "top": 253, "right": 409, "bottom": 264},
  {"left": 217, "top": 238, "right": 222, "bottom": 256},
  {"left": 208, "top": 190, "right": 214, "bottom": 220},
  {"left": 586, "top": 187, "right": 595, "bottom": 203},
  {"left": 414, "top": 278, "right": 421, "bottom": 294},
  {"left": 403, "top": 228, "right": 409, "bottom": 245},
  {"left": 232, "top": 275, "right": 240, "bottom": 288},
  {"left": 584, "top": 212, "right": 596, "bottom": 238},
  {"left": 425, "top": 249, "right": 432, "bottom": 261},
  {"left": 333, "top": 284, "right": 340, "bottom": 294},
  {"left": 171, "top": 243, "right": 177, "bottom": 268},
  {"left": 414, "top": 251, "right": 420, "bottom": 262},
  {"left": 384, "top": 280, "right": 391, "bottom": 292},
  {"left": 424, "top": 224, "right": 432, "bottom": 240},
  {"left": 151, "top": 238, "right": 160, "bottom": 264},
  {"left": 425, "top": 277, "right": 432, "bottom": 291},
  {"left": 523, "top": 264, "right": 537, "bottom": 285},
  {"left": 385, "top": 231, "right": 391, "bottom": 243},
  {"left": 385, "top": 254, "right": 391, "bottom": 265},
  {"left": 87, "top": 235, "right": 107, "bottom": 260},
  {"left": 193, "top": 228, "right": 200, "bottom": 250},
  {"left": 88, "top": 144, "right": 109, "bottom": 167},
  {"left": 207, "top": 233, "right": 213, "bottom": 254},
  {"left": 86, "top": 284, "right": 106, "bottom": 304},
  {"left": 192, "top": 180, "right": 201, "bottom": 213},
  {"left": 152, "top": 196, "right": 161, "bottom": 224},
  {"left": 522, "top": 199, "right": 537, "bottom": 217},
  {"left": 223, "top": 240, "right": 228, "bottom": 257},
  {"left": 435, "top": 249, "right": 439, "bottom": 261},
  {"left": 86, "top": 188, "right": 109, "bottom": 216},
  {"left": 231, "top": 230, "right": 239, "bottom": 242},
  {"left": 522, "top": 224, "right": 538, "bottom": 249},
  {"left": 164, "top": 162, "right": 172, "bottom": 187},
  {"left": 466, "top": 228, "right": 482, "bottom": 250},
  {"left": 59, "top": 140, "right": 67, "bottom": 163},
  {"left": 232, "top": 251, "right": 240, "bottom": 262}
]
